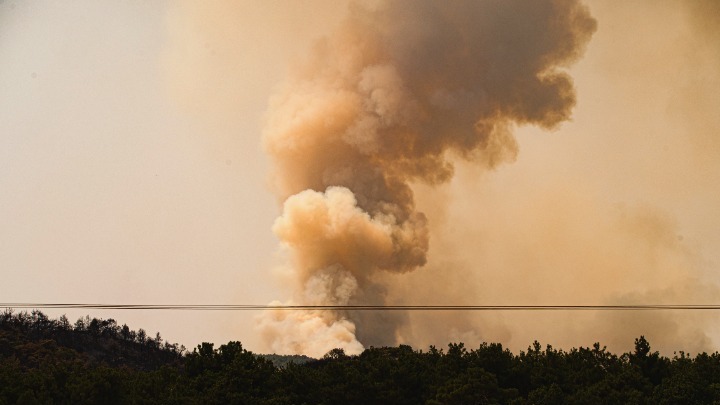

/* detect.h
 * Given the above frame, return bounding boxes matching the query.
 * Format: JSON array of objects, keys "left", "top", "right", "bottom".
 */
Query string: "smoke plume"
[{"left": 258, "top": 0, "right": 596, "bottom": 356}]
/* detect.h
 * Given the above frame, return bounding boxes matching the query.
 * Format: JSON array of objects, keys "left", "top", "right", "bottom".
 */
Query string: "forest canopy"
[{"left": 2, "top": 310, "right": 719, "bottom": 404}]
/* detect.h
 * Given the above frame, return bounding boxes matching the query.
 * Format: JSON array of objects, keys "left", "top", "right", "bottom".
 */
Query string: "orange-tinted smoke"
[{"left": 260, "top": 0, "right": 596, "bottom": 356}]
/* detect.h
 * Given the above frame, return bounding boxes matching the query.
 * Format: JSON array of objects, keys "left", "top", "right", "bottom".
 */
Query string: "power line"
[{"left": 3, "top": 303, "right": 720, "bottom": 311}]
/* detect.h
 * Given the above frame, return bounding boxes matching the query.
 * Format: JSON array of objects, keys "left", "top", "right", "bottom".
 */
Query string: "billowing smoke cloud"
[
  {"left": 259, "top": 0, "right": 596, "bottom": 356},
  {"left": 386, "top": 0, "right": 720, "bottom": 355}
]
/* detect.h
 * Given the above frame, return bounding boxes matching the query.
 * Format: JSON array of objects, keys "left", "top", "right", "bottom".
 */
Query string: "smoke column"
[{"left": 258, "top": 0, "right": 596, "bottom": 356}]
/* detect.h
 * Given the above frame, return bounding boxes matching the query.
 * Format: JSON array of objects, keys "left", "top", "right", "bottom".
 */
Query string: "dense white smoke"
[{"left": 258, "top": 0, "right": 596, "bottom": 356}]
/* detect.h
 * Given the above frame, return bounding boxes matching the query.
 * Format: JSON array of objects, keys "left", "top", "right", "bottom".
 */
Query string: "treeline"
[
  {"left": 1, "top": 309, "right": 184, "bottom": 369},
  {"left": 2, "top": 310, "right": 720, "bottom": 404}
]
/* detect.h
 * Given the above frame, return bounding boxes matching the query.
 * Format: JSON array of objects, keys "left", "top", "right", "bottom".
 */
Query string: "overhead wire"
[{"left": 3, "top": 303, "right": 720, "bottom": 311}]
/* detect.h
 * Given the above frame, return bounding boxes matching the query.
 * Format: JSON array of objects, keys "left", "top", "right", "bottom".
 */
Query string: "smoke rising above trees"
[{"left": 259, "top": 0, "right": 597, "bottom": 356}]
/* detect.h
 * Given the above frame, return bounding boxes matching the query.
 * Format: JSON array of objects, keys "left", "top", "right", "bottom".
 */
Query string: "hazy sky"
[{"left": 1, "top": 0, "right": 718, "bottom": 355}]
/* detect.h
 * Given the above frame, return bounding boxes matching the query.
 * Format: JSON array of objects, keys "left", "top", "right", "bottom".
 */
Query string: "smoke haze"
[
  {"left": 394, "top": 0, "right": 720, "bottom": 354},
  {"left": 2, "top": 0, "right": 718, "bottom": 357}
]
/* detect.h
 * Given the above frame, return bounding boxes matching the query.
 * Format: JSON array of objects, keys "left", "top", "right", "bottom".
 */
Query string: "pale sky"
[{"left": 1, "top": 0, "right": 718, "bottom": 354}]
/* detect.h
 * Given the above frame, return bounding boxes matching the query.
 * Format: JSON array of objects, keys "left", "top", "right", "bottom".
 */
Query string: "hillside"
[{"left": 2, "top": 310, "right": 720, "bottom": 404}]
